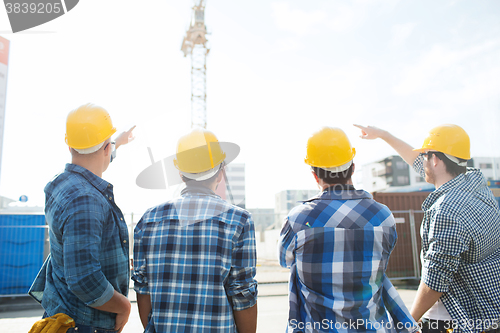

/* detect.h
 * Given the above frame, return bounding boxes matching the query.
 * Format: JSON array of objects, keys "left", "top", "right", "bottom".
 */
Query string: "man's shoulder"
[
  {"left": 141, "top": 195, "right": 252, "bottom": 224},
  {"left": 45, "top": 170, "right": 103, "bottom": 208},
  {"left": 288, "top": 194, "right": 393, "bottom": 226}
]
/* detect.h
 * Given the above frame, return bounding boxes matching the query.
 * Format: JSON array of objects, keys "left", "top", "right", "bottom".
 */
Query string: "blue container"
[{"left": 0, "top": 214, "right": 45, "bottom": 295}]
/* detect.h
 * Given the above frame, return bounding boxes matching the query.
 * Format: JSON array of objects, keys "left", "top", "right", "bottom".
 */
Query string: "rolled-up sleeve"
[
  {"left": 62, "top": 198, "right": 114, "bottom": 307},
  {"left": 412, "top": 154, "right": 425, "bottom": 178},
  {"left": 278, "top": 218, "right": 296, "bottom": 269},
  {"left": 422, "top": 210, "right": 469, "bottom": 293},
  {"left": 132, "top": 218, "right": 149, "bottom": 295},
  {"left": 226, "top": 217, "right": 257, "bottom": 311}
]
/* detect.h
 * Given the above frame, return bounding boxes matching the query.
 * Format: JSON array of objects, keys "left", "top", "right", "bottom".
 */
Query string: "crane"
[{"left": 181, "top": 0, "right": 209, "bottom": 129}]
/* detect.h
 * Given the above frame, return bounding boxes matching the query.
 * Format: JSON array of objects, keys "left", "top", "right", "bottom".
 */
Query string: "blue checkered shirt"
[
  {"left": 29, "top": 164, "right": 130, "bottom": 330},
  {"left": 132, "top": 185, "right": 257, "bottom": 333},
  {"left": 279, "top": 185, "right": 418, "bottom": 333},
  {"left": 414, "top": 156, "right": 500, "bottom": 333}
]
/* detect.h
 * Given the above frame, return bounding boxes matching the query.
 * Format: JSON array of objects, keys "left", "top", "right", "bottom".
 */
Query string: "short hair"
[
  {"left": 429, "top": 151, "right": 467, "bottom": 177},
  {"left": 312, "top": 164, "right": 354, "bottom": 185}
]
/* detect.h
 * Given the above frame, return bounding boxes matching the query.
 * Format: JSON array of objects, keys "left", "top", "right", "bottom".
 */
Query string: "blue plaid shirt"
[
  {"left": 414, "top": 156, "right": 500, "bottom": 333},
  {"left": 29, "top": 164, "right": 130, "bottom": 330},
  {"left": 132, "top": 185, "right": 257, "bottom": 333},
  {"left": 279, "top": 185, "right": 418, "bottom": 333}
]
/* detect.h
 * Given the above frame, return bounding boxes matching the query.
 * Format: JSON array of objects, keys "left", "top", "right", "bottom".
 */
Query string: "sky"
[{"left": 0, "top": 0, "right": 499, "bottom": 215}]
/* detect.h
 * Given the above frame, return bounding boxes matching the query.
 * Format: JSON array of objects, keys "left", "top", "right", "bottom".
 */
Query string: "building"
[
  {"left": 359, "top": 155, "right": 500, "bottom": 193},
  {"left": 247, "top": 208, "right": 275, "bottom": 232},
  {"left": 217, "top": 163, "right": 246, "bottom": 208},
  {"left": 360, "top": 155, "right": 426, "bottom": 193},
  {"left": 468, "top": 157, "right": 500, "bottom": 180},
  {"left": 274, "top": 189, "right": 318, "bottom": 228}
]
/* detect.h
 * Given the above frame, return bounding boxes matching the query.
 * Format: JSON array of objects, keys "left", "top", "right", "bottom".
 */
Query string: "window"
[
  {"left": 396, "top": 176, "right": 409, "bottom": 185},
  {"left": 479, "top": 163, "right": 493, "bottom": 169},
  {"left": 396, "top": 161, "right": 407, "bottom": 170}
]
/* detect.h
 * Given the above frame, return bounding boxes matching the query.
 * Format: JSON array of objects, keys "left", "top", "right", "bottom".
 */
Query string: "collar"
[
  {"left": 422, "top": 171, "right": 468, "bottom": 210},
  {"left": 65, "top": 163, "right": 111, "bottom": 194}
]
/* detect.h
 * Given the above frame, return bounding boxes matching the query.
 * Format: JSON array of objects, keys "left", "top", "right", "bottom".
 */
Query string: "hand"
[
  {"left": 115, "top": 304, "right": 131, "bottom": 333},
  {"left": 353, "top": 124, "right": 387, "bottom": 140},
  {"left": 115, "top": 125, "right": 136, "bottom": 149}
]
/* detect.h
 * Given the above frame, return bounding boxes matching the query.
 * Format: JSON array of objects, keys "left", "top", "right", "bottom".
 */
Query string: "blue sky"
[{"left": 0, "top": 0, "right": 499, "bottom": 214}]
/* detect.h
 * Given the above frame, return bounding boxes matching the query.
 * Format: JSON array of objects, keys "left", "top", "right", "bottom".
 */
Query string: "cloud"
[
  {"left": 393, "top": 39, "right": 500, "bottom": 96},
  {"left": 391, "top": 22, "right": 417, "bottom": 47},
  {"left": 271, "top": 2, "right": 327, "bottom": 36}
]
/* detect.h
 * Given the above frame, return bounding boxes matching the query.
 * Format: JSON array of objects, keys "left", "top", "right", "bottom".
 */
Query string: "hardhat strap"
[
  {"left": 320, "top": 160, "right": 353, "bottom": 173},
  {"left": 181, "top": 163, "right": 222, "bottom": 181},
  {"left": 444, "top": 153, "right": 468, "bottom": 166},
  {"left": 73, "top": 141, "right": 105, "bottom": 155}
]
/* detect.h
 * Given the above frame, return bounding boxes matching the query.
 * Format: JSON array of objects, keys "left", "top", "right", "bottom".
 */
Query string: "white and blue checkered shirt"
[
  {"left": 132, "top": 185, "right": 257, "bottom": 333},
  {"left": 414, "top": 155, "right": 500, "bottom": 333}
]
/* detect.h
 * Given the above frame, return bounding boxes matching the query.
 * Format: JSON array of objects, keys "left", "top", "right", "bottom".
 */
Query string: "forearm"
[
  {"left": 410, "top": 281, "right": 443, "bottom": 322},
  {"left": 234, "top": 303, "right": 257, "bottom": 333},
  {"left": 354, "top": 124, "right": 420, "bottom": 165},
  {"left": 136, "top": 293, "right": 152, "bottom": 329},
  {"left": 93, "top": 289, "right": 131, "bottom": 315},
  {"left": 378, "top": 130, "right": 420, "bottom": 166},
  {"left": 93, "top": 290, "right": 131, "bottom": 333}
]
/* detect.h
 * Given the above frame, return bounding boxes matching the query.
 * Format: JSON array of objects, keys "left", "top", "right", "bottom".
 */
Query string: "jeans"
[{"left": 42, "top": 312, "right": 117, "bottom": 333}]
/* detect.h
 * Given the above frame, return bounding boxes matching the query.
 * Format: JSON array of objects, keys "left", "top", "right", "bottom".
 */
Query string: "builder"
[{"left": 355, "top": 124, "right": 500, "bottom": 333}]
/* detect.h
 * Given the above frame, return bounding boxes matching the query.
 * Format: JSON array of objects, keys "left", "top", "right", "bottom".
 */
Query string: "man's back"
[
  {"left": 279, "top": 186, "right": 417, "bottom": 332},
  {"left": 133, "top": 186, "right": 257, "bottom": 333},
  {"left": 31, "top": 164, "right": 129, "bottom": 329}
]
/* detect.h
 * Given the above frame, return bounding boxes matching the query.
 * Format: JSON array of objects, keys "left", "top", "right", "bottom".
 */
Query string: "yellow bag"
[{"left": 28, "top": 313, "right": 75, "bottom": 333}]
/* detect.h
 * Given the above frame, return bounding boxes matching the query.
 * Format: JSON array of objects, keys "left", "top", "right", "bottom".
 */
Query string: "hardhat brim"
[{"left": 136, "top": 141, "right": 240, "bottom": 189}]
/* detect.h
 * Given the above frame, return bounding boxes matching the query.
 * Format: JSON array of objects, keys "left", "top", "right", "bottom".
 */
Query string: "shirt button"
[
  {"left": 123, "top": 240, "right": 127, "bottom": 243},
  {"left": 109, "top": 196, "right": 112, "bottom": 200},
  {"left": 120, "top": 218, "right": 123, "bottom": 221}
]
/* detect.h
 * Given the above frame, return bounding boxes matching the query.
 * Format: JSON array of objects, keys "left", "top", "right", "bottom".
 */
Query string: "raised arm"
[
  {"left": 115, "top": 125, "right": 136, "bottom": 150},
  {"left": 353, "top": 124, "right": 420, "bottom": 166}
]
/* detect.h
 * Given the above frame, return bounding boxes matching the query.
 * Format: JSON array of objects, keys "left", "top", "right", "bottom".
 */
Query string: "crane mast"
[{"left": 181, "top": 0, "right": 209, "bottom": 129}]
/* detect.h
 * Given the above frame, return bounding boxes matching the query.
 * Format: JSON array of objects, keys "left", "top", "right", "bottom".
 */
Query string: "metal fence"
[{"left": 0, "top": 210, "right": 423, "bottom": 297}]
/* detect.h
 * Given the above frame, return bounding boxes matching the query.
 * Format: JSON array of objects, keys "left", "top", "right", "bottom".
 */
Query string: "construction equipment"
[{"left": 181, "top": 0, "right": 209, "bottom": 129}]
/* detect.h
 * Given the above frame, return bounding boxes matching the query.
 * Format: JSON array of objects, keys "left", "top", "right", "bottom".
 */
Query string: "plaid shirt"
[
  {"left": 132, "top": 185, "right": 257, "bottom": 333},
  {"left": 29, "top": 164, "right": 130, "bottom": 330},
  {"left": 279, "top": 185, "right": 418, "bottom": 333},
  {"left": 414, "top": 156, "right": 500, "bottom": 333}
]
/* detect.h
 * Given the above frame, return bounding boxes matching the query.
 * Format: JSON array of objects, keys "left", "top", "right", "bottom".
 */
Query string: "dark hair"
[
  {"left": 312, "top": 164, "right": 353, "bottom": 185},
  {"left": 429, "top": 152, "right": 467, "bottom": 177}
]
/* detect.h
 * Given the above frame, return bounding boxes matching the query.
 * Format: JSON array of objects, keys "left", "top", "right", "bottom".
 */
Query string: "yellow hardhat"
[
  {"left": 174, "top": 128, "right": 227, "bottom": 180},
  {"left": 304, "top": 127, "right": 356, "bottom": 172},
  {"left": 65, "top": 104, "right": 117, "bottom": 149},
  {"left": 413, "top": 124, "right": 470, "bottom": 160}
]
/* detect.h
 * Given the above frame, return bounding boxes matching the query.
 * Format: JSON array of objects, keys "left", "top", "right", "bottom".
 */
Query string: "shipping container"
[
  {"left": 487, "top": 180, "right": 500, "bottom": 207},
  {"left": 0, "top": 214, "right": 46, "bottom": 296},
  {"left": 372, "top": 191, "right": 430, "bottom": 280}
]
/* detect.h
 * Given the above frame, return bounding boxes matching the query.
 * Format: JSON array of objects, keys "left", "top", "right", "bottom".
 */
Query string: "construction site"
[{"left": 1, "top": 1, "right": 500, "bottom": 332}]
